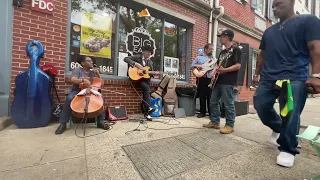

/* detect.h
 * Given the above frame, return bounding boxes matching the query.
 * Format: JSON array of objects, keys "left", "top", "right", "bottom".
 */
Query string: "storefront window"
[
  {"left": 163, "top": 22, "right": 187, "bottom": 81},
  {"left": 67, "top": 1, "right": 191, "bottom": 82},
  {"left": 117, "top": 6, "right": 162, "bottom": 79},
  {"left": 69, "top": 0, "right": 117, "bottom": 75}
]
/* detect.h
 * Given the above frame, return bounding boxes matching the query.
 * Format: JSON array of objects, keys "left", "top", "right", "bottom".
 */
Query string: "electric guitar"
[
  {"left": 208, "top": 47, "right": 234, "bottom": 88},
  {"left": 128, "top": 66, "right": 165, "bottom": 81},
  {"left": 192, "top": 58, "right": 217, "bottom": 78}
]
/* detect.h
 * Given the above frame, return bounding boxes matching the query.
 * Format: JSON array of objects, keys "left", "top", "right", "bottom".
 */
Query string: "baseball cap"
[{"left": 217, "top": 29, "right": 234, "bottom": 39}]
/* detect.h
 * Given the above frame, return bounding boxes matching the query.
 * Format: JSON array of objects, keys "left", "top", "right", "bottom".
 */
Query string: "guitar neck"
[{"left": 147, "top": 71, "right": 165, "bottom": 74}]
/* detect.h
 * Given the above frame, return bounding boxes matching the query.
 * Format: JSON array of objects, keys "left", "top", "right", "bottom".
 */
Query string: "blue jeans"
[
  {"left": 210, "top": 85, "right": 236, "bottom": 127},
  {"left": 253, "top": 80, "right": 307, "bottom": 155},
  {"left": 59, "top": 91, "right": 105, "bottom": 124}
]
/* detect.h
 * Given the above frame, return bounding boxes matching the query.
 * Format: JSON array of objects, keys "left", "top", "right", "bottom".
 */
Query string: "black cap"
[
  {"left": 141, "top": 45, "right": 153, "bottom": 54},
  {"left": 217, "top": 29, "right": 234, "bottom": 39}
]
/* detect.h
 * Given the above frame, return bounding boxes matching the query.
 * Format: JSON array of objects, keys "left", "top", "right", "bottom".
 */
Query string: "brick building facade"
[
  {"left": 1, "top": 0, "right": 277, "bottom": 117},
  {"left": 4, "top": 0, "right": 211, "bottom": 115}
]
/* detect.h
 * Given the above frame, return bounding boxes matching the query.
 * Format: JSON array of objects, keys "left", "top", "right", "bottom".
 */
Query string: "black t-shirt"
[{"left": 216, "top": 46, "right": 242, "bottom": 85}]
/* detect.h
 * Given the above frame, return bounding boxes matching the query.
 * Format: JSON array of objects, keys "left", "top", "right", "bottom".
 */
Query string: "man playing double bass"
[{"left": 55, "top": 56, "right": 110, "bottom": 135}]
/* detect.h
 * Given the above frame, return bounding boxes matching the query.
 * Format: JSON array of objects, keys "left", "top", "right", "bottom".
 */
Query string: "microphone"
[{"left": 84, "top": 96, "right": 90, "bottom": 114}]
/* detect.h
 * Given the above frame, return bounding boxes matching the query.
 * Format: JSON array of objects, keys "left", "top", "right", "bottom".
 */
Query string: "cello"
[
  {"left": 70, "top": 73, "right": 104, "bottom": 135},
  {"left": 11, "top": 40, "right": 52, "bottom": 128}
]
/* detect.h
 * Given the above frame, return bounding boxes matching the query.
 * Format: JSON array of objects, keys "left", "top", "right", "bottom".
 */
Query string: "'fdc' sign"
[
  {"left": 31, "top": 0, "right": 54, "bottom": 15},
  {"left": 126, "top": 27, "right": 156, "bottom": 57}
]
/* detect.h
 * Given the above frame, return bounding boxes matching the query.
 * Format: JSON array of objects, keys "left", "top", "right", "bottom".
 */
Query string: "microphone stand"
[{"left": 83, "top": 96, "right": 90, "bottom": 136}]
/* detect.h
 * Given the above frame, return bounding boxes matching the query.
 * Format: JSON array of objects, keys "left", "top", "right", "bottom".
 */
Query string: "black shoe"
[
  {"left": 97, "top": 122, "right": 110, "bottom": 130},
  {"left": 147, "top": 107, "right": 156, "bottom": 115},
  {"left": 55, "top": 123, "right": 67, "bottom": 135},
  {"left": 145, "top": 114, "right": 153, "bottom": 121},
  {"left": 197, "top": 114, "right": 205, "bottom": 118}
]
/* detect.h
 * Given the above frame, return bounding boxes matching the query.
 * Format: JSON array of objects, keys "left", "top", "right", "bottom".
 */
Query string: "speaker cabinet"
[
  {"left": 237, "top": 43, "right": 249, "bottom": 86},
  {"left": 235, "top": 100, "right": 249, "bottom": 116}
]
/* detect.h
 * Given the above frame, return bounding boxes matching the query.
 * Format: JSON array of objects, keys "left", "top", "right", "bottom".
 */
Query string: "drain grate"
[
  {"left": 123, "top": 130, "right": 251, "bottom": 180},
  {"left": 176, "top": 130, "right": 249, "bottom": 160}
]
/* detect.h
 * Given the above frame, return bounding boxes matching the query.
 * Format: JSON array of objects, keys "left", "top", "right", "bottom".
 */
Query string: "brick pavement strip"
[{"left": 122, "top": 130, "right": 253, "bottom": 180}]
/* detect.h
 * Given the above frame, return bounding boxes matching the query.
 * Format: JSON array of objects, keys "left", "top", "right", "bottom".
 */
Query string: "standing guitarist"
[
  {"left": 191, "top": 43, "right": 216, "bottom": 118},
  {"left": 124, "top": 45, "right": 156, "bottom": 121},
  {"left": 203, "top": 29, "right": 241, "bottom": 134}
]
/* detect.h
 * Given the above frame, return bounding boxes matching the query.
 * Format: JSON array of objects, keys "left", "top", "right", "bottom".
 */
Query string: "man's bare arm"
[
  {"left": 254, "top": 50, "right": 265, "bottom": 76},
  {"left": 308, "top": 40, "right": 320, "bottom": 74},
  {"left": 70, "top": 77, "right": 82, "bottom": 85},
  {"left": 224, "top": 64, "right": 241, "bottom": 72}
]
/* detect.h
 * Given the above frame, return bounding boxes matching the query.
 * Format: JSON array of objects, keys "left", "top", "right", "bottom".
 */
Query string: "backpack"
[{"left": 150, "top": 97, "right": 162, "bottom": 117}]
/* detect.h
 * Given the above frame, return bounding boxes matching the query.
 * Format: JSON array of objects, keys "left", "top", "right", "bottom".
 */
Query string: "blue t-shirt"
[{"left": 259, "top": 15, "right": 320, "bottom": 81}]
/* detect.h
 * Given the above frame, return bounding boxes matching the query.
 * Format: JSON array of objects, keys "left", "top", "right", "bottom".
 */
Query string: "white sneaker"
[
  {"left": 145, "top": 115, "right": 152, "bottom": 121},
  {"left": 276, "top": 152, "right": 295, "bottom": 167},
  {"left": 269, "top": 131, "right": 280, "bottom": 147}
]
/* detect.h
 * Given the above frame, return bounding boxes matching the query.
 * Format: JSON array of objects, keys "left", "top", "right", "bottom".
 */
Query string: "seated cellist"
[{"left": 55, "top": 56, "right": 109, "bottom": 135}]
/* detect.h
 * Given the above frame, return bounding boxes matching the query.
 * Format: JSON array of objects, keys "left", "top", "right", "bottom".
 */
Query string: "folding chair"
[
  {"left": 296, "top": 125, "right": 320, "bottom": 156},
  {"left": 297, "top": 125, "right": 320, "bottom": 180}
]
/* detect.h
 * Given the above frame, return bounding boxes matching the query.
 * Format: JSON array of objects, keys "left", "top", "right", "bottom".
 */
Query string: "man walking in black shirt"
[{"left": 203, "top": 29, "right": 241, "bottom": 134}]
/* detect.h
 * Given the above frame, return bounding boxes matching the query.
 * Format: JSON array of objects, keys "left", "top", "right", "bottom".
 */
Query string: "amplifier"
[
  {"left": 235, "top": 100, "right": 249, "bottom": 116},
  {"left": 107, "top": 105, "right": 128, "bottom": 121}
]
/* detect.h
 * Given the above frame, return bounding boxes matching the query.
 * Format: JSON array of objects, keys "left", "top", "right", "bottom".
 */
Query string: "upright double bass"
[
  {"left": 11, "top": 40, "right": 52, "bottom": 128},
  {"left": 70, "top": 75, "right": 104, "bottom": 119}
]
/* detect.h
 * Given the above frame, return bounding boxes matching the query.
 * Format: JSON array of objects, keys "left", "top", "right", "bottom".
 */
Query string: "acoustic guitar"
[
  {"left": 192, "top": 58, "right": 217, "bottom": 78},
  {"left": 128, "top": 66, "right": 165, "bottom": 81}
]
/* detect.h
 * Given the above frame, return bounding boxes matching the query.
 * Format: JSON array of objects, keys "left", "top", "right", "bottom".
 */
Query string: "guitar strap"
[{"left": 208, "top": 46, "right": 235, "bottom": 88}]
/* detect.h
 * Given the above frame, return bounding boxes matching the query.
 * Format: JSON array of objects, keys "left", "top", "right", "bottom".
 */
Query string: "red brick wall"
[
  {"left": 11, "top": 0, "right": 209, "bottom": 114},
  {"left": 220, "top": 0, "right": 269, "bottom": 34},
  {"left": 11, "top": 0, "right": 68, "bottom": 101}
]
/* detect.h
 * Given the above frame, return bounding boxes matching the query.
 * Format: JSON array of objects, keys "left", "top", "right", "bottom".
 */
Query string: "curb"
[
  {"left": 0, "top": 117, "right": 13, "bottom": 131},
  {"left": 300, "top": 125, "right": 309, "bottom": 129}
]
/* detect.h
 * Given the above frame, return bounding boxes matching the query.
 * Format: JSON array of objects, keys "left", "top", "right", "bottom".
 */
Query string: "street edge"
[{"left": 0, "top": 117, "right": 13, "bottom": 131}]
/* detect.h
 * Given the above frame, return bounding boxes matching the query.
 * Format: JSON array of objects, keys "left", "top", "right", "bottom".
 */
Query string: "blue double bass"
[{"left": 11, "top": 40, "right": 52, "bottom": 128}]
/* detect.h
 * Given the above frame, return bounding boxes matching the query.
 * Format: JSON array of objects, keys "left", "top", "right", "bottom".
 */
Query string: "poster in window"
[
  {"left": 118, "top": 52, "right": 129, "bottom": 77},
  {"left": 80, "top": 12, "right": 112, "bottom": 58},
  {"left": 164, "top": 56, "right": 179, "bottom": 76}
]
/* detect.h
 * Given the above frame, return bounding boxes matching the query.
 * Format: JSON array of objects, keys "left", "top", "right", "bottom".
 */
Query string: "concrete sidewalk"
[{"left": 0, "top": 98, "right": 319, "bottom": 180}]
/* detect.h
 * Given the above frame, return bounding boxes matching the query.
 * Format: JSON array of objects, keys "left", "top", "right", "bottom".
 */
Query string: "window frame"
[
  {"left": 65, "top": 0, "right": 192, "bottom": 84},
  {"left": 251, "top": 49, "right": 260, "bottom": 79},
  {"left": 255, "top": 0, "right": 266, "bottom": 17},
  {"left": 305, "top": 0, "right": 309, "bottom": 10}
]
